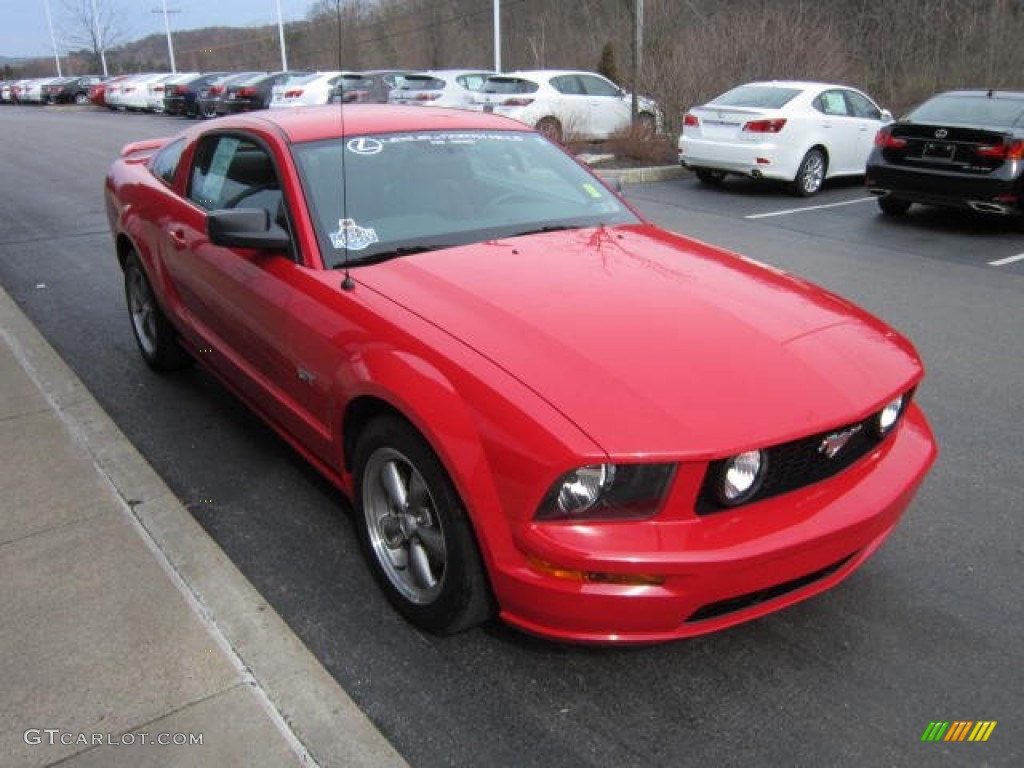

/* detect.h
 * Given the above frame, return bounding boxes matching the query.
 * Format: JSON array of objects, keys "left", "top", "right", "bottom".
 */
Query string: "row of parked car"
[{"left": 1, "top": 68, "right": 662, "bottom": 143}]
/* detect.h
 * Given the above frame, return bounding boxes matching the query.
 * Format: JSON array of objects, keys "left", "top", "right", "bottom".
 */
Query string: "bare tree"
[{"left": 60, "top": 0, "right": 129, "bottom": 76}]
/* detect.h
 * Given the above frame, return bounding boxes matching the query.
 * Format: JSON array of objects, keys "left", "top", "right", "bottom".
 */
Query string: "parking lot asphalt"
[{"left": 0, "top": 106, "right": 1021, "bottom": 768}]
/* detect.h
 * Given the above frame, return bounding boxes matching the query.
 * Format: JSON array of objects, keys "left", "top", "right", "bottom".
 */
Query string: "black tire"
[
  {"left": 123, "top": 252, "right": 191, "bottom": 371},
  {"left": 791, "top": 148, "right": 827, "bottom": 196},
  {"left": 353, "top": 415, "right": 493, "bottom": 635},
  {"left": 695, "top": 169, "right": 727, "bottom": 185},
  {"left": 877, "top": 196, "right": 912, "bottom": 215},
  {"left": 74, "top": 92, "right": 88, "bottom": 105},
  {"left": 536, "top": 116, "right": 563, "bottom": 143}
]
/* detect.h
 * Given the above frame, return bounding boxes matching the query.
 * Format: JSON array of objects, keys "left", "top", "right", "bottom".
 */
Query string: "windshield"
[
  {"left": 709, "top": 85, "right": 801, "bottom": 109},
  {"left": 293, "top": 130, "right": 639, "bottom": 268},
  {"left": 906, "top": 93, "right": 1024, "bottom": 129}
]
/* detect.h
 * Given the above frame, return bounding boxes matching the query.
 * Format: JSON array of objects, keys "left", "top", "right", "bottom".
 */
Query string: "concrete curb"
[
  {"left": 0, "top": 285, "right": 409, "bottom": 768},
  {"left": 594, "top": 164, "right": 689, "bottom": 185}
]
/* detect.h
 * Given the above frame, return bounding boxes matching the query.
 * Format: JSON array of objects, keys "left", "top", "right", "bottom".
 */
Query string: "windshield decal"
[
  {"left": 330, "top": 218, "right": 379, "bottom": 250},
  {"left": 347, "top": 137, "right": 383, "bottom": 155}
]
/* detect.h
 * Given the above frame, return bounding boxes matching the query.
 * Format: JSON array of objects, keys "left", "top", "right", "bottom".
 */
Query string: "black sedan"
[
  {"left": 216, "top": 71, "right": 306, "bottom": 115},
  {"left": 46, "top": 75, "right": 104, "bottom": 105},
  {"left": 196, "top": 71, "right": 264, "bottom": 118},
  {"left": 866, "top": 90, "right": 1024, "bottom": 227},
  {"left": 329, "top": 70, "right": 409, "bottom": 104},
  {"left": 164, "top": 72, "right": 229, "bottom": 117}
]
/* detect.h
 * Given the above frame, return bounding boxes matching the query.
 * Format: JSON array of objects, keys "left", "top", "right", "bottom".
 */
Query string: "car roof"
[
  {"left": 503, "top": 69, "right": 603, "bottom": 78},
  {"left": 932, "top": 89, "right": 1024, "bottom": 100},
  {"left": 735, "top": 80, "right": 853, "bottom": 91},
  {"left": 206, "top": 104, "right": 532, "bottom": 144}
]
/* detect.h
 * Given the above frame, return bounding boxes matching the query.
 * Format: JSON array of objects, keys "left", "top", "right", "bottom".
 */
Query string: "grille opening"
[
  {"left": 685, "top": 554, "right": 855, "bottom": 624},
  {"left": 696, "top": 397, "right": 911, "bottom": 515}
]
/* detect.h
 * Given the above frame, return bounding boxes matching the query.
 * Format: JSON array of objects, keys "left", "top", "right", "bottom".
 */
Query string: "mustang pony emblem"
[{"left": 818, "top": 425, "right": 863, "bottom": 459}]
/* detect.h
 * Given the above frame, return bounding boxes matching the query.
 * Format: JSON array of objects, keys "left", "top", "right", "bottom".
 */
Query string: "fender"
[
  {"left": 339, "top": 347, "right": 520, "bottom": 572},
  {"left": 338, "top": 345, "right": 604, "bottom": 574}
]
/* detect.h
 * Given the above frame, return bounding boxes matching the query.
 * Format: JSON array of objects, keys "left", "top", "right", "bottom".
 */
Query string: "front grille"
[
  {"left": 697, "top": 401, "right": 905, "bottom": 515},
  {"left": 684, "top": 554, "right": 855, "bottom": 623}
]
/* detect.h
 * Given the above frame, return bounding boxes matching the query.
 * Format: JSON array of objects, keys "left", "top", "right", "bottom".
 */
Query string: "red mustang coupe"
[{"left": 105, "top": 105, "right": 936, "bottom": 643}]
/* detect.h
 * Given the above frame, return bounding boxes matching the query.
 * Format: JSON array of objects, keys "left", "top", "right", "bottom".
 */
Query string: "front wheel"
[
  {"left": 353, "top": 416, "right": 493, "bottom": 635},
  {"left": 791, "top": 149, "right": 827, "bottom": 196},
  {"left": 124, "top": 252, "right": 191, "bottom": 371},
  {"left": 74, "top": 92, "right": 88, "bottom": 105},
  {"left": 877, "top": 196, "right": 912, "bottom": 215}
]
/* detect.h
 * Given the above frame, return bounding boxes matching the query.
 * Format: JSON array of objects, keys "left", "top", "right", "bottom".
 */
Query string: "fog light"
[
  {"left": 875, "top": 394, "right": 906, "bottom": 437},
  {"left": 718, "top": 450, "right": 766, "bottom": 505}
]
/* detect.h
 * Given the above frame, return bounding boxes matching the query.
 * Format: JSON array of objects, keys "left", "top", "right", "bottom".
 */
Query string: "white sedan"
[
  {"left": 270, "top": 71, "right": 347, "bottom": 108},
  {"left": 678, "top": 81, "right": 891, "bottom": 196},
  {"left": 473, "top": 70, "right": 661, "bottom": 142},
  {"left": 387, "top": 69, "right": 493, "bottom": 109}
]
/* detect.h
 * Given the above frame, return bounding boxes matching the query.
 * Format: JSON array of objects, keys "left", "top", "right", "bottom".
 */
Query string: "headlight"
[
  {"left": 716, "top": 450, "right": 766, "bottom": 506},
  {"left": 874, "top": 394, "right": 906, "bottom": 437},
  {"left": 535, "top": 463, "right": 676, "bottom": 521}
]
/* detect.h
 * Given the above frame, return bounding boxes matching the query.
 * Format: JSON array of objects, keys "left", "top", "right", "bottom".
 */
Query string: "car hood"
[{"left": 358, "top": 224, "right": 923, "bottom": 457}]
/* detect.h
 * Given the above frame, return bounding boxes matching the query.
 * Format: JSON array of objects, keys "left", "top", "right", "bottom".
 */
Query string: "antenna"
[{"left": 336, "top": 0, "right": 355, "bottom": 291}]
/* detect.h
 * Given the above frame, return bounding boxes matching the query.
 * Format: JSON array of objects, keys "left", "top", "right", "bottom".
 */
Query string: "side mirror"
[
  {"left": 880, "top": 108, "right": 893, "bottom": 123},
  {"left": 207, "top": 208, "right": 291, "bottom": 251}
]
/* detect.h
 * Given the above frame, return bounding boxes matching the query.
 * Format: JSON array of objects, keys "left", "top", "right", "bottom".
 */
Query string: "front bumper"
[{"left": 492, "top": 404, "right": 936, "bottom": 643}]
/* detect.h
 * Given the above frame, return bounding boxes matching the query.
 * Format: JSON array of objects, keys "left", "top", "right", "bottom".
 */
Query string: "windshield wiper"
[
  {"left": 332, "top": 244, "right": 445, "bottom": 268},
  {"left": 511, "top": 224, "right": 585, "bottom": 237}
]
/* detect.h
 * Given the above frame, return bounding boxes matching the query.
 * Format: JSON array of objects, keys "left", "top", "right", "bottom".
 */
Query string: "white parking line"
[
  {"left": 745, "top": 197, "right": 876, "bottom": 219},
  {"left": 988, "top": 253, "right": 1024, "bottom": 267}
]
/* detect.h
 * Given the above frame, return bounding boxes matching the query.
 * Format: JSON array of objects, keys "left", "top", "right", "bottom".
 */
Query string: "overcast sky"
[{"left": 0, "top": 0, "right": 313, "bottom": 59}]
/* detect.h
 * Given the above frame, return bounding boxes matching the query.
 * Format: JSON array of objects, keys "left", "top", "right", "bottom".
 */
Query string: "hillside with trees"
[{"left": 8, "top": 0, "right": 1024, "bottom": 122}]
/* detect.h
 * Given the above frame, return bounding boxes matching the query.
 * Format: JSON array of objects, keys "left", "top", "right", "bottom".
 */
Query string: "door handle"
[{"left": 168, "top": 228, "right": 186, "bottom": 247}]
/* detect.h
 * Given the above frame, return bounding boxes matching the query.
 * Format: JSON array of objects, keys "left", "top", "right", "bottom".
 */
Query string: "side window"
[
  {"left": 815, "top": 91, "right": 849, "bottom": 116},
  {"left": 579, "top": 75, "right": 620, "bottom": 98},
  {"left": 188, "top": 135, "right": 281, "bottom": 213},
  {"left": 456, "top": 74, "right": 488, "bottom": 91},
  {"left": 845, "top": 90, "right": 881, "bottom": 120},
  {"left": 150, "top": 138, "right": 185, "bottom": 186},
  {"left": 550, "top": 75, "right": 583, "bottom": 95}
]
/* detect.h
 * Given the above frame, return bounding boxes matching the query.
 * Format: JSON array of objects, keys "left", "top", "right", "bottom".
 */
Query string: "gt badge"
[
  {"left": 330, "top": 218, "right": 379, "bottom": 250},
  {"left": 818, "top": 425, "right": 863, "bottom": 459}
]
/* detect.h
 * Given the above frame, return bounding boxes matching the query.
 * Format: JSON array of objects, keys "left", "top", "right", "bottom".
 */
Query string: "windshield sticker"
[
  {"left": 329, "top": 218, "right": 379, "bottom": 250},
  {"left": 582, "top": 183, "right": 604, "bottom": 199},
  {"left": 347, "top": 137, "right": 383, "bottom": 155}
]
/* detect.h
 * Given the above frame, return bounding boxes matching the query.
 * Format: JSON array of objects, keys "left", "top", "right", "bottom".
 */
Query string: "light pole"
[
  {"left": 157, "top": 0, "right": 177, "bottom": 73},
  {"left": 275, "top": 0, "right": 288, "bottom": 71},
  {"left": 42, "top": 0, "right": 62, "bottom": 76},
  {"left": 91, "top": 0, "right": 108, "bottom": 76},
  {"left": 493, "top": 0, "right": 501, "bottom": 72}
]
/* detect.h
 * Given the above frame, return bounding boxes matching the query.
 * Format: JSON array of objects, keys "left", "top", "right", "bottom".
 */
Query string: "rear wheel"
[
  {"left": 353, "top": 416, "right": 493, "bottom": 635},
  {"left": 791, "top": 149, "right": 827, "bottom": 196},
  {"left": 536, "top": 116, "right": 563, "bottom": 143},
  {"left": 877, "top": 196, "right": 912, "bottom": 215},
  {"left": 123, "top": 252, "right": 191, "bottom": 371},
  {"left": 695, "top": 169, "right": 727, "bottom": 185}
]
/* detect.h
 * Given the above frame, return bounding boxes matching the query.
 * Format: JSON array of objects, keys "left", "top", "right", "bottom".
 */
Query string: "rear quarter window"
[{"left": 150, "top": 138, "right": 185, "bottom": 186}]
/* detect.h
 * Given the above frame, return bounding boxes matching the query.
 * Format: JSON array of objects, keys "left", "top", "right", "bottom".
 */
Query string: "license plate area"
[{"left": 922, "top": 141, "right": 955, "bottom": 160}]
